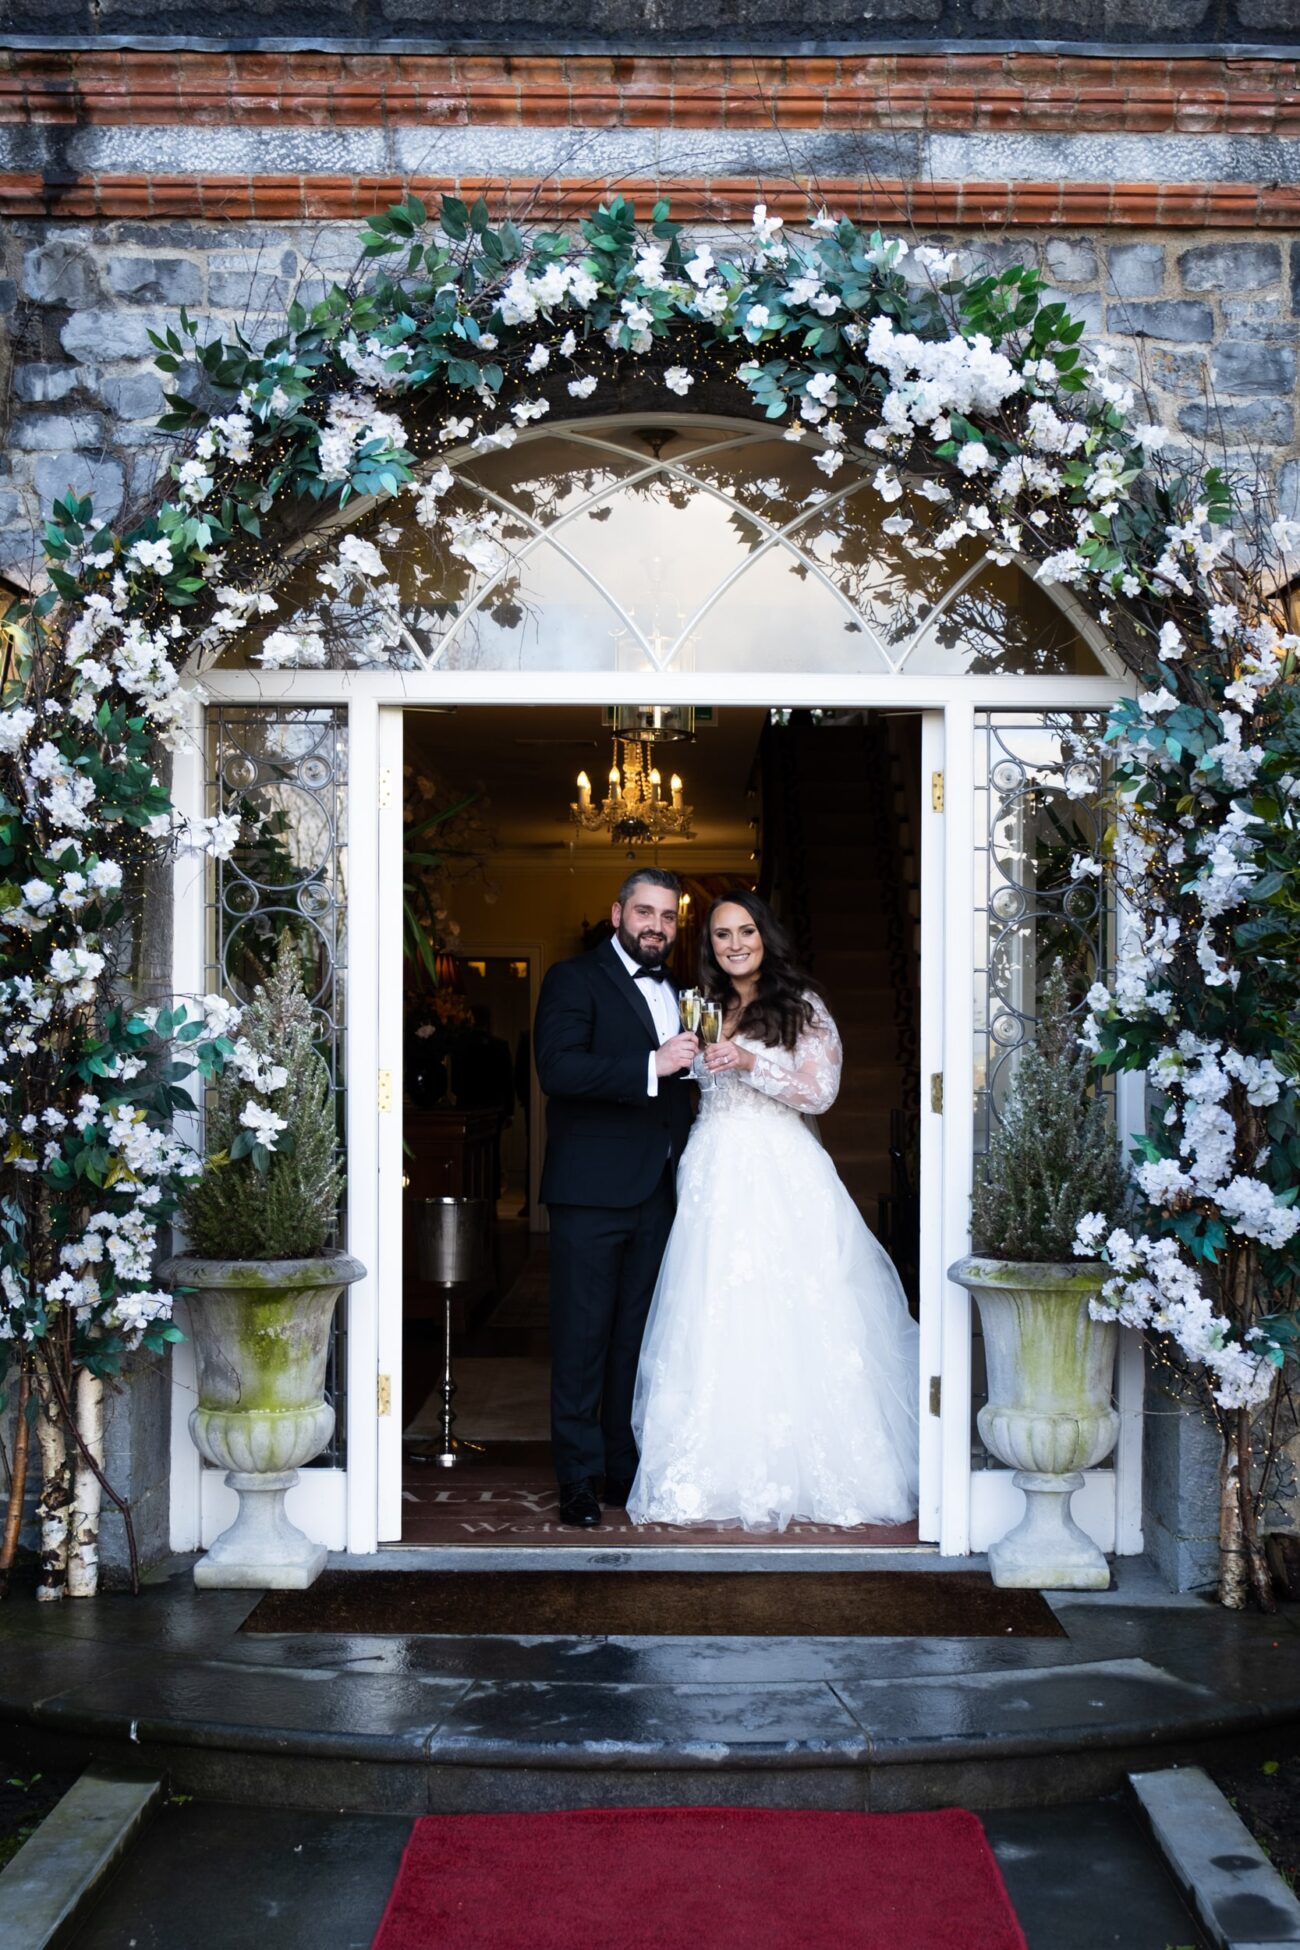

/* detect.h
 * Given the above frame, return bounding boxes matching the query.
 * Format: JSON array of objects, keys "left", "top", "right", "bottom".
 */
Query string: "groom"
[{"left": 535, "top": 868, "right": 699, "bottom": 1528}]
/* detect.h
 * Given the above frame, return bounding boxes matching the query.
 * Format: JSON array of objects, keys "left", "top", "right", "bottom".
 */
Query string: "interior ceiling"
[{"left": 405, "top": 705, "right": 766, "bottom": 855}]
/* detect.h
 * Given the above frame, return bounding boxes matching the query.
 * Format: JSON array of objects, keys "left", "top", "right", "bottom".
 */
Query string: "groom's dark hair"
[{"left": 616, "top": 867, "right": 682, "bottom": 906}]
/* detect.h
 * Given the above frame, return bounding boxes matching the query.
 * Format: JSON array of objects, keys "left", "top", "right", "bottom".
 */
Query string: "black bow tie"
[{"left": 634, "top": 965, "right": 669, "bottom": 983}]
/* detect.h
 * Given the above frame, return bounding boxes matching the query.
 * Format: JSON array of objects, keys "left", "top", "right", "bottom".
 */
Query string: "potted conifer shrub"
[
  {"left": 162, "top": 942, "right": 363, "bottom": 1589},
  {"left": 949, "top": 965, "right": 1127, "bottom": 1590}
]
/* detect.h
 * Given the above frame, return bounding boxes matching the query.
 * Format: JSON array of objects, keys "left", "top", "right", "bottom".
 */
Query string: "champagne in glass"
[
  {"left": 697, "top": 1000, "right": 722, "bottom": 1091},
  {"left": 679, "top": 989, "right": 702, "bottom": 1035}
]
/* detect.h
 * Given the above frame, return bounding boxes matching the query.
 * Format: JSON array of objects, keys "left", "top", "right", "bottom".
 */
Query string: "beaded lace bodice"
[{"left": 700, "top": 993, "right": 842, "bottom": 1124}]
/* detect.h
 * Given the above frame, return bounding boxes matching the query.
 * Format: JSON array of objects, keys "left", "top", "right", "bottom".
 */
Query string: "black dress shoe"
[
  {"left": 603, "top": 1478, "right": 635, "bottom": 1509},
  {"left": 558, "top": 1480, "right": 602, "bottom": 1528}
]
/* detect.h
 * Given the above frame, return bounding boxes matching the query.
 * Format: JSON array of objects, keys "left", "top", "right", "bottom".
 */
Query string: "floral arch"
[{"left": 1, "top": 192, "right": 1297, "bottom": 1605}]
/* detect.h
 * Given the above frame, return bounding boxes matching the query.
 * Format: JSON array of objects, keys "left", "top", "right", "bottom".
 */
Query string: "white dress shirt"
[{"left": 610, "top": 934, "right": 677, "bottom": 1097}]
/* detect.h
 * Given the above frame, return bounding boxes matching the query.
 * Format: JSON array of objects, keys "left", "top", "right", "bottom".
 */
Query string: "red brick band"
[
  {"left": 1, "top": 48, "right": 1298, "bottom": 136},
  {"left": 2, "top": 171, "right": 1297, "bottom": 226}
]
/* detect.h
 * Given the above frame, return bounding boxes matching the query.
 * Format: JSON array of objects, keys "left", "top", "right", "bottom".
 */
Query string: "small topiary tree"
[
  {"left": 972, "top": 963, "right": 1126, "bottom": 1262},
  {"left": 182, "top": 940, "right": 342, "bottom": 1260}
]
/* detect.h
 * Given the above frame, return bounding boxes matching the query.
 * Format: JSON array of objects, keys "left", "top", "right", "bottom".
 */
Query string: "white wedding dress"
[{"left": 628, "top": 995, "right": 920, "bottom": 1532}]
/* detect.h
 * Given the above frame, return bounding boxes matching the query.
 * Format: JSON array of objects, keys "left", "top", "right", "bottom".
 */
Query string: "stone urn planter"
[
  {"left": 161, "top": 1252, "right": 365, "bottom": 1590},
  {"left": 947, "top": 1256, "right": 1118, "bottom": 1590}
]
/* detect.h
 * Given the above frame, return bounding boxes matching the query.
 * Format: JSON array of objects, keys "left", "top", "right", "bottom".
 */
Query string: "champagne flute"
[
  {"left": 697, "top": 1000, "right": 722, "bottom": 1091},
  {"left": 678, "top": 989, "right": 702, "bottom": 1035}
]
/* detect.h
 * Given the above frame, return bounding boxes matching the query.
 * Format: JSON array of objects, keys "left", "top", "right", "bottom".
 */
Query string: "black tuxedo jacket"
[{"left": 535, "top": 939, "right": 693, "bottom": 1209}]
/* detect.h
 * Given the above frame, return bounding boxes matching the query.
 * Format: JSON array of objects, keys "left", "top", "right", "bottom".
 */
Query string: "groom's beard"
[{"left": 617, "top": 921, "right": 670, "bottom": 969}]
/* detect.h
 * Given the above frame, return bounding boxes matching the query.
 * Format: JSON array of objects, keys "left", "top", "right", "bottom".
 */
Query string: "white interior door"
[{"left": 376, "top": 706, "right": 407, "bottom": 1541}]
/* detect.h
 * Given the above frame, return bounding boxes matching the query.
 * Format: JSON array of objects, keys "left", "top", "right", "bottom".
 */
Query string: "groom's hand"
[{"left": 655, "top": 1032, "right": 699, "bottom": 1077}]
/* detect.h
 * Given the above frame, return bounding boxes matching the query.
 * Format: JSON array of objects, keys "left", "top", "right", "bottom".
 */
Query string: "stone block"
[
  {"left": 107, "top": 256, "right": 204, "bottom": 306},
  {"left": 1142, "top": 1364, "right": 1220, "bottom": 1594},
  {"left": 1277, "top": 458, "right": 1300, "bottom": 523},
  {"left": 1177, "top": 241, "right": 1282, "bottom": 294},
  {"left": 1178, "top": 398, "right": 1295, "bottom": 445},
  {"left": 207, "top": 270, "right": 294, "bottom": 314},
  {"left": 1045, "top": 287, "right": 1101, "bottom": 335},
  {"left": 1212, "top": 339, "right": 1298, "bottom": 396},
  {"left": 98, "top": 373, "right": 167, "bottom": 421},
  {"left": 13, "top": 362, "right": 86, "bottom": 405},
  {"left": 21, "top": 241, "right": 104, "bottom": 309},
  {"left": 1291, "top": 242, "right": 1300, "bottom": 319},
  {"left": 9, "top": 411, "right": 107, "bottom": 453},
  {"left": 1142, "top": 346, "right": 1211, "bottom": 398},
  {"left": 1105, "top": 245, "right": 1165, "bottom": 298},
  {"left": 33, "top": 453, "right": 125, "bottom": 524},
  {"left": 1108, "top": 300, "right": 1214, "bottom": 344},
  {"left": 0, "top": 278, "right": 16, "bottom": 315},
  {"left": 1042, "top": 238, "right": 1097, "bottom": 285},
  {"left": 60, "top": 311, "right": 158, "bottom": 362}
]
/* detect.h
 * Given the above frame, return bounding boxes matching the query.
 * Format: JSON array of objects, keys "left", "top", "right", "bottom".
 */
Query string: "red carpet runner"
[{"left": 371, "top": 1806, "right": 1028, "bottom": 1949}]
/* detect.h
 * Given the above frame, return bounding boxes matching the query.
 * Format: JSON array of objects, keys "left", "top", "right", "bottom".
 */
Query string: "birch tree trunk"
[
  {"left": 33, "top": 1360, "right": 71, "bottom": 1603},
  {"left": 1218, "top": 1443, "right": 1247, "bottom": 1609},
  {"left": 67, "top": 1368, "right": 104, "bottom": 1599}
]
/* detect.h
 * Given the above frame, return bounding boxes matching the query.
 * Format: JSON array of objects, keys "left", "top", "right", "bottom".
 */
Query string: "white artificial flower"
[
  {"left": 662, "top": 368, "right": 694, "bottom": 396},
  {"left": 567, "top": 376, "right": 598, "bottom": 399},
  {"left": 239, "top": 1099, "right": 289, "bottom": 1151}
]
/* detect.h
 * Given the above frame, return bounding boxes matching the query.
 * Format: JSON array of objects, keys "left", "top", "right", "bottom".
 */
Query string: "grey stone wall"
[
  {"left": 0, "top": 1, "right": 1292, "bottom": 45},
  {"left": 4, "top": 217, "right": 1298, "bottom": 578}
]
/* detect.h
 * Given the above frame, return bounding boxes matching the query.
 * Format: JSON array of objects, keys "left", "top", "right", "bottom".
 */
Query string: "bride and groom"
[{"left": 534, "top": 868, "right": 919, "bottom": 1532}]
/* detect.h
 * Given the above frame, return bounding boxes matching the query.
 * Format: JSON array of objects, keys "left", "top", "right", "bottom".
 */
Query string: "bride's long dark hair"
[{"left": 699, "top": 889, "right": 819, "bottom": 1050}]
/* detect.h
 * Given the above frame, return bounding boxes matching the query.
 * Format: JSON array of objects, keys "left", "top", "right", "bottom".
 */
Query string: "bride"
[{"left": 627, "top": 890, "right": 920, "bottom": 1533}]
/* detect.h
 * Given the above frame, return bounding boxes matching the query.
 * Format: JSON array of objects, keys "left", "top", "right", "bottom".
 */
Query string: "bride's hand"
[{"left": 704, "top": 1037, "right": 755, "bottom": 1075}]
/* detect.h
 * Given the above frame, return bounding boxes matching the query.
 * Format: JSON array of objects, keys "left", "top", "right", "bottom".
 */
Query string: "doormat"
[
  {"left": 369, "top": 1807, "right": 1028, "bottom": 1950},
  {"left": 243, "top": 1569, "right": 1064, "bottom": 1638},
  {"left": 398, "top": 1446, "right": 922, "bottom": 1549}
]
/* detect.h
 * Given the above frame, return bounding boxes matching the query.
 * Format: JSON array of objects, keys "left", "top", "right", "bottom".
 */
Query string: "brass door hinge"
[
  {"left": 377, "top": 1374, "right": 392, "bottom": 1417},
  {"left": 929, "top": 1375, "right": 942, "bottom": 1418},
  {"left": 930, "top": 769, "right": 945, "bottom": 812},
  {"left": 930, "top": 1072, "right": 944, "bottom": 1114},
  {"left": 378, "top": 767, "right": 395, "bottom": 810},
  {"left": 377, "top": 1069, "right": 393, "bottom": 1113}
]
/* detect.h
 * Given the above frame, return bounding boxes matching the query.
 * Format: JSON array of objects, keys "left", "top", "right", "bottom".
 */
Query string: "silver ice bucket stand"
[{"left": 411, "top": 1196, "right": 490, "bottom": 1466}]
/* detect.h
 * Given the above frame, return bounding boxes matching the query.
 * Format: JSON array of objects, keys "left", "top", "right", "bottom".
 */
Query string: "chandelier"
[{"left": 571, "top": 718, "right": 696, "bottom": 849}]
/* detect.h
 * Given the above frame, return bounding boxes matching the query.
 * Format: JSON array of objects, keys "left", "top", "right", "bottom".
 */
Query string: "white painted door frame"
[{"left": 174, "top": 668, "right": 1140, "bottom": 1560}]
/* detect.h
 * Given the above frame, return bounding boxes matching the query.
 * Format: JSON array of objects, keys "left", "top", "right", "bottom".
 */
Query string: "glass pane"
[
  {"left": 439, "top": 540, "right": 632, "bottom": 672},
  {"left": 686, "top": 541, "right": 891, "bottom": 673},
  {"left": 461, "top": 434, "right": 644, "bottom": 527},
  {"left": 906, "top": 561, "right": 1105, "bottom": 676},
  {"left": 780, "top": 489, "right": 958, "bottom": 657}
]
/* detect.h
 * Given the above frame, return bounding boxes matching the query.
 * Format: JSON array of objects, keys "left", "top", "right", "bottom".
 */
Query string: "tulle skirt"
[{"left": 628, "top": 1096, "right": 920, "bottom": 1532}]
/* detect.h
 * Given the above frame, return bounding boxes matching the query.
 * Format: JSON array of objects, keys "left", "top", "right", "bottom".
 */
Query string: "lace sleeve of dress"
[{"left": 742, "top": 996, "right": 843, "bottom": 1115}]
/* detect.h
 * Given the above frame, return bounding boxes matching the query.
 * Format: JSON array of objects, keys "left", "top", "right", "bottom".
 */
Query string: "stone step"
[{"left": 2, "top": 1575, "right": 1294, "bottom": 1820}]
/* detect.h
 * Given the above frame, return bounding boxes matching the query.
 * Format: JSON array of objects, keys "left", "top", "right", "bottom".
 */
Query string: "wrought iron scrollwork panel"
[
  {"left": 974, "top": 712, "right": 1110, "bottom": 1159},
  {"left": 206, "top": 706, "right": 349, "bottom": 1464}
]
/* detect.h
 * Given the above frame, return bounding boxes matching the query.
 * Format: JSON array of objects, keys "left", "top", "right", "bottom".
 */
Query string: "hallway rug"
[
  {"left": 245, "top": 1567, "right": 1063, "bottom": 1637},
  {"left": 369, "top": 1807, "right": 1028, "bottom": 1949}
]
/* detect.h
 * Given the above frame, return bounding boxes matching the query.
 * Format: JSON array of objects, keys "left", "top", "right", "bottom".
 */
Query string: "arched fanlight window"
[{"left": 205, "top": 420, "right": 1115, "bottom": 679}]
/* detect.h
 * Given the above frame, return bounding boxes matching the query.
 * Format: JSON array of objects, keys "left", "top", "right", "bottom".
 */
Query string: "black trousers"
[{"left": 546, "top": 1166, "right": 676, "bottom": 1487}]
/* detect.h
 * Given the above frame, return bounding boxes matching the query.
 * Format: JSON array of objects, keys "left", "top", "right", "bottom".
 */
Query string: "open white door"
[
  {"left": 915, "top": 710, "right": 946, "bottom": 1543},
  {"left": 376, "top": 705, "right": 406, "bottom": 1541}
]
